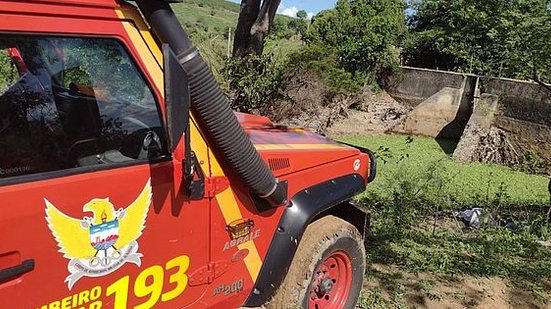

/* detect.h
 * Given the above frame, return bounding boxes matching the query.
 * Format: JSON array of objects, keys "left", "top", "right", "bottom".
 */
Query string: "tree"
[
  {"left": 289, "top": 10, "right": 309, "bottom": 38},
  {"left": 306, "top": 0, "right": 407, "bottom": 83},
  {"left": 297, "top": 10, "right": 308, "bottom": 20},
  {"left": 405, "top": 0, "right": 551, "bottom": 82},
  {"left": 233, "top": 0, "right": 282, "bottom": 58}
]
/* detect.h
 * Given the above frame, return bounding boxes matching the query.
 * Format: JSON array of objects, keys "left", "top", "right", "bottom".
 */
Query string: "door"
[{"left": 0, "top": 32, "right": 209, "bottom": 308}]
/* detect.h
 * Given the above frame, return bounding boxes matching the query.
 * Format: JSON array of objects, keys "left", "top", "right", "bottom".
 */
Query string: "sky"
[{"left": 229, "top": 0, "right": 337, "bottom": 19}]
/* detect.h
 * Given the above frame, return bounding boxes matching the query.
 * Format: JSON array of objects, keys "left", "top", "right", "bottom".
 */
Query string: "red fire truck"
[{"left": 0, "top": 1, "right": 376, "bottom": 308}]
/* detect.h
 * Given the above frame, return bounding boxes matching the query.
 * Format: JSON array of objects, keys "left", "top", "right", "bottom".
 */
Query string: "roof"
[{"left": 22, "top": 0, "right": 121, "bottom": 8}]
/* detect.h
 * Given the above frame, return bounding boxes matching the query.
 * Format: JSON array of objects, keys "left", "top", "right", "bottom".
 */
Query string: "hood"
[{"left": 235, "top": 112, "right": 360, "bottom": 176}]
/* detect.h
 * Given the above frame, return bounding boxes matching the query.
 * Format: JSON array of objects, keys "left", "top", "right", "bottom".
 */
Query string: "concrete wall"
[
  {"left": 389, "top": 67, "right": 469, "bottom": 107},
  {"left": 482, "top": 77, "right": 551, "bottom": 126},
  {"left": 483, "top": 77, "right": 551, "bottom": 162},
  {"left": 453, "top": 94, "right": 499, "bottom": 162},
  {"left": 387, "top": 67, "right": 551, "bottom": 164},
  {"left": 388, "top": 67, "right": 476, "bottom": 138}
]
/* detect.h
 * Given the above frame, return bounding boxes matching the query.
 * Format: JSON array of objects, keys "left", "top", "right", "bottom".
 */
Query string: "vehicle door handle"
[{"left": 0, "top": 259, "right": 35, "bottom": 284}]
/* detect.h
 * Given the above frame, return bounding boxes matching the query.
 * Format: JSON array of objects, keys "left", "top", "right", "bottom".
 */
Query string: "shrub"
[
  {"left": 515, "top": 150, "right": 550, "bottom": 175},
  {"left": 222, "top": 54, "right": 299, "bottom": 117},
  {"left": 306, "top": 0, "right": 406, "bottom": 86},
  {"left": 286, "top": 44, "right": 370, "bottom": 95}
]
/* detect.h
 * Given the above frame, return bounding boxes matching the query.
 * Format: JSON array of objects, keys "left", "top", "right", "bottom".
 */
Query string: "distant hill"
[
  {"left": 170, "top": 0, "right": 242, "bottom": 77},
  {"left": 171, "top": 0, "right": 303, "bottom": 77},
  {"left": 173, "top": 0, "right": 240, "bottom": 38}
]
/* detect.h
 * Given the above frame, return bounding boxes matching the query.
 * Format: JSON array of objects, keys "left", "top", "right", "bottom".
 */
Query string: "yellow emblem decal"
[{"left": 45, "top": 180, "right": 152, "bottom": 290}]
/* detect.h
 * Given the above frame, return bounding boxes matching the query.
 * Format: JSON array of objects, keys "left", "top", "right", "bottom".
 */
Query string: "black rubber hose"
[
  {"left": 135, "top": 0, "right": 287, "bottom": 206},
  {"left": 182, "top": 53, "right": 287, "bottom": 203}
]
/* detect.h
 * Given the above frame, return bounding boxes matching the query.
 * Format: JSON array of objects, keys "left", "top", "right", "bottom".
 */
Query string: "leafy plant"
[
  {"left": 306, "top": 0, "right": 407, "bottom": 86},
  {"left": 0, "top": 50, "right": 18, "bottom": 93},
  {"left": 286, "top": 44, "right": 370, "bottom": 95},
  {"left": 405, "top": 0, "right": 551, "bottom": 83},
  {"left": 223, "top": 53, "right": 299, "bottom": 118},
  {"left": 515, "top": 150, "right": 550, "bottom": 175}
]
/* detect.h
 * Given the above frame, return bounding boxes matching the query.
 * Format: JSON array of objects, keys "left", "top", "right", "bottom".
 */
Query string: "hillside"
[
  {"left": 170, "top": 0, "right": 239, "bottom": 76},
  {"left": 173, "top": 0, "right": 240, "bottom": 37},
  {"left": 171, "top": 0, "right": 303, "bottom": 76}
]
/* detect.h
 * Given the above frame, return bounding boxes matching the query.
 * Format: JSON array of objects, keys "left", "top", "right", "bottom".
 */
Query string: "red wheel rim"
[{"left": 308, "top": 251, "right": 353, "bottom": 309}]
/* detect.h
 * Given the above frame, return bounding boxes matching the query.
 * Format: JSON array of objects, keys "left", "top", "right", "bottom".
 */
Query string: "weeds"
[
  {"left": 358, "top": 287, "right": 392, "bottom": 309},
  {"left": 343, "top": 134, "right": 551, "bottom": 306},
  {"left": 514, "top": 150, "right": 550, "bottom": 175}
]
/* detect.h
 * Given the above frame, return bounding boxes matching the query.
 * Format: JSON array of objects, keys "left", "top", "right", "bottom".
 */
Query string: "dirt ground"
[
  {"left": 362, "top": 264, "right": 551, "bottom": 309},
  {"left": 327, "top": 92, "right": 411, "bottom": 137}
]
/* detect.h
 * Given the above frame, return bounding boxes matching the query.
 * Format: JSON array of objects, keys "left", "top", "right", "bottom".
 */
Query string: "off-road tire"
[{"left": 266, "top": 215, "right": 366, "bottom": 309}]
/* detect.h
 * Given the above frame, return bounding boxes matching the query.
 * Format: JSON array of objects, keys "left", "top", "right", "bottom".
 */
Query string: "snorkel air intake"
[{"left": 135, "top": 0, "right": 287, "bottom": 207}]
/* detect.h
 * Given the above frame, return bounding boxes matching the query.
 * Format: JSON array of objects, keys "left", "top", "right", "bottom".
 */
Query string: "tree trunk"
[
  {"left": 547, "top": 178, "right": 551, "bottom": 223},
  {"left": 233, "top": 0, "right": 281, "bottom": 58}
]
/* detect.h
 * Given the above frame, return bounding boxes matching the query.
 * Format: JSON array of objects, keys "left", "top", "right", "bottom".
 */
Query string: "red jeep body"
[{"left": 0, "top": 1, "right": 374, "bottom": 308}]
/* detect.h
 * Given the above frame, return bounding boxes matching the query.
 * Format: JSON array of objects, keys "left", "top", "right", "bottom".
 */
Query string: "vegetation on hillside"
[{"left": 172, "top": 1, "right": 239, "bottom": 77}]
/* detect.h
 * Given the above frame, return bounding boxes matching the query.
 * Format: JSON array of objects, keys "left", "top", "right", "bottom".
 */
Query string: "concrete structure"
[
  {"left": 388, "top": 67, "right": 476, "bottom": 138},
  {"left": 453, "top": 94, "right": 499, "bottom": 162},
  {"left": 387, "top": 67, "right": 551, "bottom": 165}
]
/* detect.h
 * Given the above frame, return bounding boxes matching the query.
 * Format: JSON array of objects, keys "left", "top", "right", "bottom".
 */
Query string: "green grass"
[
  {"left": 172, "top": 1, "right": 239, "bottom": 76},
  {"left": 265, "top": 36, "right": 304, "bottom": 60},
  {"left": 342, "top": 134, "right": 551, "bottom": 306},
  {"left": 362, "top": 223, "right": 551, "bottom": 306},
  {"left": 173, "top": 1, "right": 239, "bottom": 36},
  {"left": 341, "top": 134, "right": 549, "bottom": 207},
  {"left": 171, "top": 0, "right": 301, "bottom": 77}
]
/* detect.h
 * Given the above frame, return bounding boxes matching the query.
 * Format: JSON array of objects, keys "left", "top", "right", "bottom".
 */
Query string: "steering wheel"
[
  {"left": 122, "top": 116, "right": 162, "bottom": 160},
  {"left": 68, "top": 138, "right": 100, "bottom": 166}
]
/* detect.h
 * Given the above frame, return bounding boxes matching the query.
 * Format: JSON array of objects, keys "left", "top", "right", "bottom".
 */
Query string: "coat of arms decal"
[{"left": 45, "top": 180, "right": 152, "bottom": 290}]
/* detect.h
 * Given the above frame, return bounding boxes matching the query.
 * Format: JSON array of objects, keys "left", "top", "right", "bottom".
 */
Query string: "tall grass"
[
  {"left": 342, "top": 134, "right": 551, "bottom": 306},
  {"left": 342, "top": 134, "right": 549, "bottom": 207}
]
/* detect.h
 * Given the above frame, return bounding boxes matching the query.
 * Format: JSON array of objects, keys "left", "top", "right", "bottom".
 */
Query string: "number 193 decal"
[
  {"left": 38, "top": 255, "right": 190, "bottom": 309},
  {"left": 107, "top": 255, "right": 190, "bottom": 309}
]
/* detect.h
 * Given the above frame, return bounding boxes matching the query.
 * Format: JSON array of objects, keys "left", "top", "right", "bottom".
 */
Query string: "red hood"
[{"left": 235, "top": 112, "right": 360, "bottom": 176}]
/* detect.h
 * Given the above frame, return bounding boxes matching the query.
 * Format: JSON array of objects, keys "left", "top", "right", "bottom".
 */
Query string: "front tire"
[{"left": 267, "top": 215, "right": 366, "bottom": 309}]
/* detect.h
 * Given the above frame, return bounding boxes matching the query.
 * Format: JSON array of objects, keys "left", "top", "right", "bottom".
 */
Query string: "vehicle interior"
[{"left": 0, "top": 36, "right": 165, "bottom": 179}]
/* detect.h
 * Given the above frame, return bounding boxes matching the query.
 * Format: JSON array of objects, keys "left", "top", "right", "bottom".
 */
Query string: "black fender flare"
[{"left": 244, "top": 173, "right": 367, "bottom": 307}]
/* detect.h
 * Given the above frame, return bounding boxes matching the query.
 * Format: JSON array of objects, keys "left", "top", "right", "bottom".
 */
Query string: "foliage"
[
  {"left": 181, "top": 0, "right": 241, "bottom": 14},
  {"left": 173, "top": 1, "right": 239, "bottom": 37},
  {"left": 0, "top": 50, "right": 17, "bottom": 93},
  {"left": 59, "top": 39, "right": 146, "bottom": 103},
  {"left": 222, "top": 53, "right": 298, "bottom": 116},
  {"left": 271, "top": 14, "right": 309, "bottom": 40},
  {"left": 171, "top": 0, "right": 242, "bottom": 79},
  {"left": 270, "top": 17, "right": 297, "bottom": 40},
  {"left": 286, "top": 44, "right": 369, "bottom": 94},
  {"left": 514, "top": 150, "right": 551, "bottom": 175},
  {"left": 306, "top": 0, "right": 407, "bottom": 85},
  {"left": 405, "top": 0, "right": 551, "bottom": 83}
]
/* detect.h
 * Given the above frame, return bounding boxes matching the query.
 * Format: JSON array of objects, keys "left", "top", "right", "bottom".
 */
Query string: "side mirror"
[{"left": 163, "top": 44, "right": 190, "bottom": 152}]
